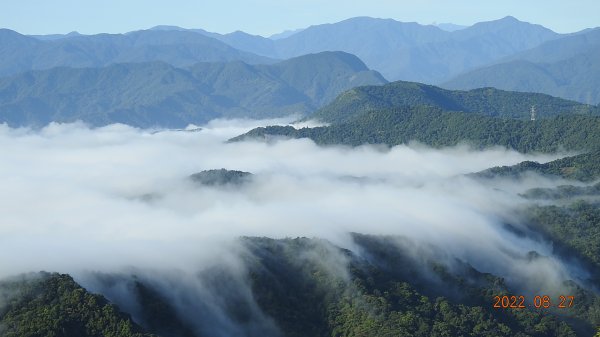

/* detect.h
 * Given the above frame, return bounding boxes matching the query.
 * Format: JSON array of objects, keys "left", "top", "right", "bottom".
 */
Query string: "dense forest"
[
  {"left": 233, "top": 106, "right": 600, "bottom": 153},
  {"left": 475, "top": 151, "right": 600, "bottom": 182},
  {"left": 0, "top": 273, "right": 154, "bottom": 337},
  {"left": 243, "top": 235, "right": 594, "bottom": 337},
  {"left": 3, "top": 231, "right": 600, "bottom": 337},
  {"left": 310, "top": 81, "right": 599, "bottom": 124},
  {"left": 189, "top": 169, "right": 253, "bottom": 186}
]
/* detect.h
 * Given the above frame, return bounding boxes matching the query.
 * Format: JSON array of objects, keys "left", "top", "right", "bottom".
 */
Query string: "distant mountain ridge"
[
  {"left": 29, "top": 31, "right": 83, "bottom": 40},
  {"left": 188, "top": 16, "right": 561, "bottom": 83},
  {"left": 0, "top": 28, "right": 275, "bottom": 77},
  {"left": 4, "top": 16, "right": 598, "bottom": 127},
  {"left": 268, "top": 28, "right": 305, "bottom": 40},
  {"left": 10, "top": 16, "right": 571, "bottom": 83},
  {"left": 435, "top": 23, "right": 468, "bottom": 32},
  {"left": 0, "top": 52, "right": 386, "bottom": 127},
  {"left": 444, "top": 28, "right": 600, "bottom": 104}
]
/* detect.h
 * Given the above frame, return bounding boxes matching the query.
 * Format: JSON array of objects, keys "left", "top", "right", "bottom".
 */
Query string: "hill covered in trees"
[
  {"left": 3, "top": 232, "right": 599, "bottom": 337},
  {"left": 309, "top": 81, "right": 599, "bottom": 124},
  {"left": 190, "top": 169, "right": 253, "bottom": 186},
  {"left": 475, "top": 151, "right": 600, "bottom": 182},
  {"left": 0, "top": 272, "right": 154, "bottom": 337},
  {"left": 233, "top": 106, "right": 600, "bottom": 153}
]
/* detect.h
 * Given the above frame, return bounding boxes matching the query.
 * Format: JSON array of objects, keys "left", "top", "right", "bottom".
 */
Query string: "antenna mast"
[{"left": 530, "top": 105, "right": 536, "bottom": 121}]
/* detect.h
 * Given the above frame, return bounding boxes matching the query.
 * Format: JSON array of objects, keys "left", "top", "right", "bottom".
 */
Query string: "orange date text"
[{"left": 493, "top": 295, "right": 574, "bottom": 309}]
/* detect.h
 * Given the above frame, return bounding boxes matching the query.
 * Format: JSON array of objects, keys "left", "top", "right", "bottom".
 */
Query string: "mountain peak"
[
  {"left": 0, "top": 28, "right": 39, "bottom": 44},
  {"left": 454, "top": 15, "right": 558, "bottom": 41},
  {"left": 499, "top": 15, "right": 519, "bottom": 22},
  {"left": 471, "top": 15, "right": 529, "bottom": 29},
  {"left": 226, "top": 30, "right": 266, "bottom": 39},
  {"left": 282, "top": 51, "right": 370, "bottom": 72},
  {"left": 0, "top": 28, "right": 24, "bottom": 37}
]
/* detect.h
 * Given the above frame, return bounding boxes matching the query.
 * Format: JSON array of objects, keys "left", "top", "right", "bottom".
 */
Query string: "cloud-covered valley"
[{"left": 0, "top": 119, "right": 594, "bottom": 332}]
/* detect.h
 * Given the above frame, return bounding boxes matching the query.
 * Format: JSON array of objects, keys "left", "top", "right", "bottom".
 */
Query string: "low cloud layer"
[{"left": 0, "top": 119, "right": 592, "bottom": 328}]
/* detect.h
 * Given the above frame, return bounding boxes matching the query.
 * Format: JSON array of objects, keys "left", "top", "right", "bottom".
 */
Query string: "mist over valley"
[{"left": 2, "top": 6, "right": 600, "bottom": 337}]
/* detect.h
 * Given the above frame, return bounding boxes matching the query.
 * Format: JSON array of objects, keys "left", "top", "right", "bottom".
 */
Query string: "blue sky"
[{"left": 2, "top": 0, "right": 599, "bottom": 36}]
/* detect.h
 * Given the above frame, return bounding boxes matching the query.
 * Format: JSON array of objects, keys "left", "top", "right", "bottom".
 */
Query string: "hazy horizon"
[
  {"left": 2, "top": 0, "right": 599, "bottom": 37},
  {"left": 9, "top": 15, "right": 589, "bottom": 38}
]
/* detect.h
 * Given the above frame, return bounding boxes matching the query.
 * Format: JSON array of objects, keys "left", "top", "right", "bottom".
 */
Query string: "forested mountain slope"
[
  {"left": 309, "top": 81, "right": 598, "bottom": 124},
  {"left": 0, "top": 52, "right": 385, "bottom": 127},
  {"left": 3, "top": 233, "right": 597, "bottom": 336}
]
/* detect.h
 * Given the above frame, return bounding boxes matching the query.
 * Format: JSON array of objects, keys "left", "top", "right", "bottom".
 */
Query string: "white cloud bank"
[{"left": 0, "top": 120, "right": 587, "bottom": 299}]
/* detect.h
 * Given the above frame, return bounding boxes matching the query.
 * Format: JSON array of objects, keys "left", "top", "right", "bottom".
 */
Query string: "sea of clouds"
[{"left": 0, "top": 118, "right": 592, "bottom": 335}]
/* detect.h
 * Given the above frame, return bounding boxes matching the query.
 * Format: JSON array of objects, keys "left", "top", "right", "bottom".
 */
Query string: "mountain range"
[
  {"left": 1, "top": 15, "right": 571, "bottom": 84},
  {"left": 233, "top": 81, "right": 600, "bottom": 153},
  {"left": 443, "top": 28, "right": 600, "bottom": 104},
  {"left": 147, "top": 16, "right": 561, "bottom": 83},
  {"left": 1, "top": 15, "right": 599, "bottom": 121},
  {"left": 0, "top": 52, "right": 385, "bottom": 127},
  {"left": 5, "top": 15, "right": 598, "bottom": 103},
  {"left": 0, "top": 28, "right": 275, "bottom": 77}
]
